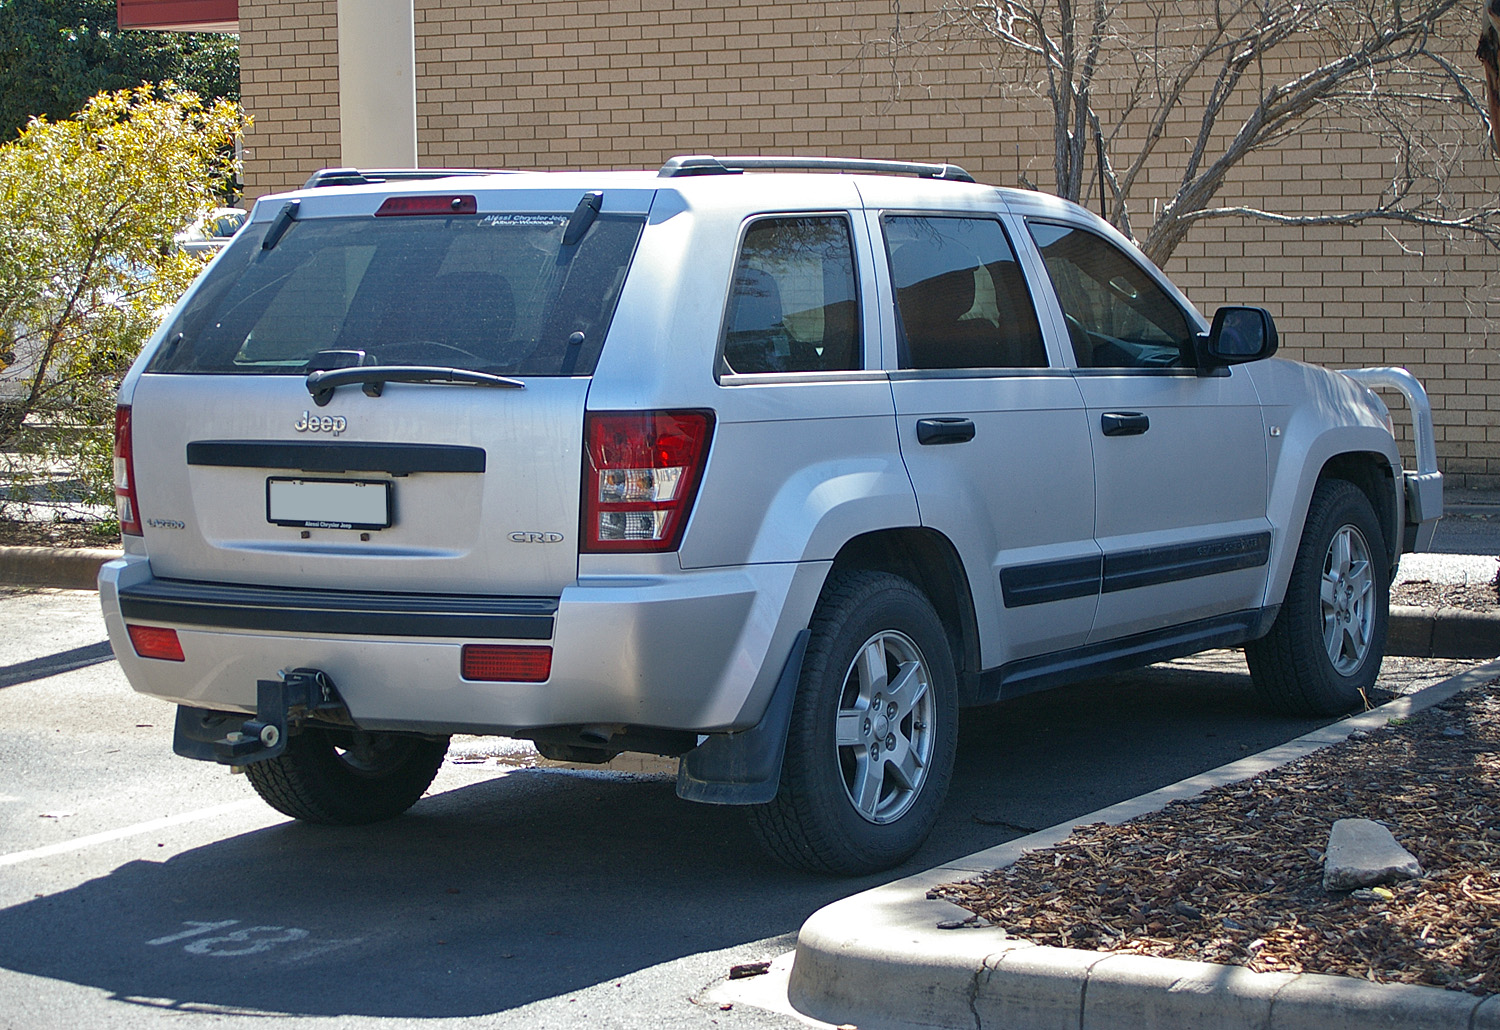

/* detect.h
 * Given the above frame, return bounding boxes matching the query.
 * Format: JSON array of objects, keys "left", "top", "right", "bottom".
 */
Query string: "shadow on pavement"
[
  {"left": 0, "top": 658, "right": 1328, "bottom": 1019},
  {"left": 0, "top": 769, "right": 878, "bottom": 1019},
  {"left": 0, "top": 640, "right": 113, "bottom": 690}
]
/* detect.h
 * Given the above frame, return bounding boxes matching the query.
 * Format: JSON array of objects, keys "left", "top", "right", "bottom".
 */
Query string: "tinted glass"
[
  {"left": 884, "top": 215, "right": 1045, "bottom": 369},
  {"left": 1027, "top": 222, "right": 1193, "bottom": 369},
  {"left": 720, "top": 216, "right": 859, "bottom": 374},
  {"left": 150, "top": 210, "right": 645, "bottom": 377}
]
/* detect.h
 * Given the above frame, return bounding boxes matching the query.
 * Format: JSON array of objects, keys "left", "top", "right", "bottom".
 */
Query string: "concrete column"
[{"left": 336, "top": 0, "right": 418, "bottom": 168}]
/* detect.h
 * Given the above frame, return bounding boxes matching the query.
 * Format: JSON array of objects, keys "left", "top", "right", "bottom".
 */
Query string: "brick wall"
[
  {"left": 240, "top": 0, "right": 340, "bottom": 196},
  {"left": 237, "top": 0, "right": 1500, "bottom": 484}
]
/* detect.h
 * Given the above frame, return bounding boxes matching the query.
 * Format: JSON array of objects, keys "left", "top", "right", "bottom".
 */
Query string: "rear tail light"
[
  {"left": 462, "top": 644, "right": 553, "bottom": 682},
  {"left": 583, "top": 410, "right": 714, "bottom": 552},
  {"left": 127, "top": 625, "right": 184, "bottom": 662},
  {"left": 114, "top": 405, "right": 142, "bottom": 536}
]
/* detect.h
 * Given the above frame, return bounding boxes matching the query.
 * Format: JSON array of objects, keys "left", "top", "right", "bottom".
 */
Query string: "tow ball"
[{"left": 212, "top": 668, "right": 346, "bottom": 765}]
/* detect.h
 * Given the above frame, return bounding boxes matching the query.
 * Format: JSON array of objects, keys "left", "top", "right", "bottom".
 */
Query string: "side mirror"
[{"left": 1196, "top": 305, "right": 1278, "bottom": 373}]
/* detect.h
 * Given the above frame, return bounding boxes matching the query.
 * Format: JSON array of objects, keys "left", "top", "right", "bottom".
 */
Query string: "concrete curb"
[
  {"left": 1389, "top": 603, "right": 1500, "bottom": 659},
  {"left": 788, "top": 658, "right": 1500, "bottom": 1030},
  {"left": 0, "top": 545, "right": 121, "bottom": 590}
]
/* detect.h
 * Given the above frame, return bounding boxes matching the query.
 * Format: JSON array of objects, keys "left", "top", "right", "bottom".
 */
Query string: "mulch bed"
[
  {"left": 1393, "top": 577, "right": 1500, "bottom": 612},
  {"left": 933, "top": 678, "right": 1500, "bottom": 996}
]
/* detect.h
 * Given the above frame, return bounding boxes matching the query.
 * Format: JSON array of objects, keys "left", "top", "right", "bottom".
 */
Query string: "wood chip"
[{"left": 930, "top": 678, "right": 1500, "bottom": 997}]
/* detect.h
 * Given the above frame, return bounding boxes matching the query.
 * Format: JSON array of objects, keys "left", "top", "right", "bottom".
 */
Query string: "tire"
[
  {"left": 1246, "top": 479, "right": 1389, "bottom": 716},
  {"left": 749, "top": 570, "right": 958, "bottom": 875},
  {"left": 244, "top": 726, "right": 449, "bottom": 825}
]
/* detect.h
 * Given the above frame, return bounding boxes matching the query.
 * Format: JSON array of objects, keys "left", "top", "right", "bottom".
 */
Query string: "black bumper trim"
[{"left": 119, "top": 578, "right": 556, "bottom": 640}]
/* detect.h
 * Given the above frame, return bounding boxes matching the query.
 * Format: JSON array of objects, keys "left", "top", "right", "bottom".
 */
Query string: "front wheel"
[
  {"left": 244, "top": 727, "right": 449, "bottom": 824},
  {"left": 749, "top": 571, "right": 957, "bottom": 875},
  {"left": 1246, "top": 479, "right": 1389, "bottom": 716}
]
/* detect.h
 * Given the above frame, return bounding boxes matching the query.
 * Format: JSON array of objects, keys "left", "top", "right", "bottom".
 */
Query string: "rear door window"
[
  {"left": 150, "top": 208, "right": 645, "bottom": 377},
  {"left": 883, "top": 215, "right": 1046, "bottom": 369}
]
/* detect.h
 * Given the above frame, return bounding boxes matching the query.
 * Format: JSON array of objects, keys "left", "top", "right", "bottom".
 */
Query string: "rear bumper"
[{"left": 100, "top": 555, "right": 829, "bottom": 734}]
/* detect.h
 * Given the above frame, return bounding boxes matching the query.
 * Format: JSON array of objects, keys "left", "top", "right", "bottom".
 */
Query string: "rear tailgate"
[{"left": 129, "top": 371, "right": 587, "bottom": 595}]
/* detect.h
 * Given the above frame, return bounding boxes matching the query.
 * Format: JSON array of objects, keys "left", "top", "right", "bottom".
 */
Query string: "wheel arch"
[
  {"left": 1265, "top": 431, "right": 1401, "bottom": 608},
  {"left": 825, "top": 528, "right": 983, "bottom": 706},
  {"left": 1318, "top": 451, "right": 1400, "bottom": 573}
]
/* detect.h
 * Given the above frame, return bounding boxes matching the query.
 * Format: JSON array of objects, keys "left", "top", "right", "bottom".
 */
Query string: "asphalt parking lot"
[{"left": 0, "top": 586, "right": 1476, "bottom": 1029}]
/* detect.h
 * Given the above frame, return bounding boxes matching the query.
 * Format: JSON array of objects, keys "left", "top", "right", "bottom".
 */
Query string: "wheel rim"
[
  {"left": 833, "top": 629, "right": 936, "bottom": 825},
  {"left": 1321, "top": 523, "right": 1375, "bottom": 675}
]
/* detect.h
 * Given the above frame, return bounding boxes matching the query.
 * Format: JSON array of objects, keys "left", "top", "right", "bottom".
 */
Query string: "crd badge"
[{"left": 510, "top": 532, "right": 564, "bottom": 544}]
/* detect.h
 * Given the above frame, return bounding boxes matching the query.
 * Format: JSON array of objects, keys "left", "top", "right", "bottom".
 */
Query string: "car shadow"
[
  {"left": 0, "top": 656, "right": 1329, "bottom": 1019},
  {"left": 0, "top": 767, "right": 888, "bottom": 1018}
]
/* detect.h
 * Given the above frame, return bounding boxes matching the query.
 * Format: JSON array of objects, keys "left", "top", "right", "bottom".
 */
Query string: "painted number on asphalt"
[{"left": 147, "top": 920, "right": 310, "bottom": 957}]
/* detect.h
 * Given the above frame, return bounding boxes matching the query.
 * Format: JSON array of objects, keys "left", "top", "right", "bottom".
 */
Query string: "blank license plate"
[{"left": 267, "top": 478, "right": 391, "bottom": 530}]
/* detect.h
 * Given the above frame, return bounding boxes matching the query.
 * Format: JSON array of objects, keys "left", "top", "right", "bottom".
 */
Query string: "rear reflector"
[
  {"left": 583, "top": 410, "right": 714, "bottom": 552},
  {"left": 127, "top": 624, "right": 185, "bottom": 662},
  {"left": 461, "top": 644, "right": 552, "bottom": 683},
  {"left": 375, "top": 195, "right": 478, "bottom": 216},
  {"left": 114, "top": 405, "right": 142, "bottom": 536}
]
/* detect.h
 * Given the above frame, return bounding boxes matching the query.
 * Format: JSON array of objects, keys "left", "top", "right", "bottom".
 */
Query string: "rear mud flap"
[{"left": 676, "top": 630, "right": 809, "bottom": 805}]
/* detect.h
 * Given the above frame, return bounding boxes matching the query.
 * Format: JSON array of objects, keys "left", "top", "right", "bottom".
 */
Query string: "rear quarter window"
[
  {"left": 149, "top": 209, "right": 645, "bottom": 377},
  {"left": 719, "top": 215, "right": 860, "bottom": 375}
]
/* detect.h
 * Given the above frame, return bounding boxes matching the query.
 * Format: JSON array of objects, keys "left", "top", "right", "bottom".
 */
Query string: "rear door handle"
[
  {"left": 1101, "top": 411, "right": 1150, "bottom": 437},
  {"left": 916, "top": 418, "right": 976, "bottom": 445}
]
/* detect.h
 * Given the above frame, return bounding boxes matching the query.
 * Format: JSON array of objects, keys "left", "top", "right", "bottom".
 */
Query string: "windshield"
[{"left": 149, "top": 208, "right": 645, "bottom": 377}]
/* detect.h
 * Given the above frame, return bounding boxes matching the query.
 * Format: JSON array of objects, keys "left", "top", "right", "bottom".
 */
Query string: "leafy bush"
[{"left": 0, "top": 84, "right": 245, "bottom": 524}]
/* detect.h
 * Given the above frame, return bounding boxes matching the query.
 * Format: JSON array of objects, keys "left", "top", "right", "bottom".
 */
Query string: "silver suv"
[{"left": 100, "top": 156, "right": 1442, "bottom": 874}]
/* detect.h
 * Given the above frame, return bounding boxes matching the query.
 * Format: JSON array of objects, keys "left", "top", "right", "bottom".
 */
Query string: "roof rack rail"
[
  {"left": 658, "top": 155, "right": 976, "bottom": 183},
  {"left": 302, "top": 167, "right": 513, "bottom": 189}
]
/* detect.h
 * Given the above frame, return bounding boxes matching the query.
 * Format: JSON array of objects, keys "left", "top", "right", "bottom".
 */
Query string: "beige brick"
[{"left": 236, "top": 0, "right": 1499, "bottom": 479}]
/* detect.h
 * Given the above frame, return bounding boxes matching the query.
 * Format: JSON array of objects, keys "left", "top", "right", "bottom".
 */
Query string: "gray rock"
[{"left": 1323, "top": 818, "right": 1423, "bottom": 891}]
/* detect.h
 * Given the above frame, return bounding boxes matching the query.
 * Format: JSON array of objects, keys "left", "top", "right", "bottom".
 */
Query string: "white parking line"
[{"left": 0, "top": 799, "right": 265, "bottom": 868}]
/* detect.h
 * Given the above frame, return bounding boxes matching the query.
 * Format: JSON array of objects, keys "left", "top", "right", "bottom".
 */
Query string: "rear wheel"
[
  {"left": 749, "top": 570, "right": 957, "bottom": 875},
  {"left": 1246, "top": 479, "right": 1389, "bottom": 716},
  {"left": 244, "top": 727, "right": 449, "bottom": 824}
]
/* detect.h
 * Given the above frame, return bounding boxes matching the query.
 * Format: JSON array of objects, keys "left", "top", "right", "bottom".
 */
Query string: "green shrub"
[{"left": 0, "top": 84, "right": 245, "bottom": 523}]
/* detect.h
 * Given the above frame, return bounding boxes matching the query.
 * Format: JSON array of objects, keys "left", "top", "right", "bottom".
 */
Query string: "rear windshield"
[{"left": 149, "top": 208, "right": 645, "bottom": 376}]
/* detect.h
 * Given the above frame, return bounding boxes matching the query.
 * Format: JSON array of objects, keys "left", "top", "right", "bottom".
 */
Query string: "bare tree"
[
  {"left": 1479, "top": 0, "right": 1500, "bottom": 154},
  {"left": 876, "top": 0, "right": 1499, "bottom": 265}
]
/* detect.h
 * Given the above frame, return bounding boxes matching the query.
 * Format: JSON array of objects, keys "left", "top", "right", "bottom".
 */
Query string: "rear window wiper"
[
  {"left": 306, "top": 365, "right": 525, "bottom": 406},
  {"left": 261, "top": 200, "right": 300, "bottom": 251}
]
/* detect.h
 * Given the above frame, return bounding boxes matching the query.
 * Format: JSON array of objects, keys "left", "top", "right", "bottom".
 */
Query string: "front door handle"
[
  {"left": 916, "top": 417, "right": 976, "bottom": 445},
  {"left": 1101, "top": 411, "right": 1150, "bottom": 437}
]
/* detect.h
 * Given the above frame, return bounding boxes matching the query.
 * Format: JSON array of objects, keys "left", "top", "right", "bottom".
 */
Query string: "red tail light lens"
[
  {"left": 583, "top": 410, "right": 714, "bottom": 552},
  {"left": 114, "top": 405, "right": 142, "bottom": 536},
  {"left": 461, "top": 644, "right": 553, "bottom": 682},
  {"left": 127, "top": 624, "right": 184, "bottom": 662}
]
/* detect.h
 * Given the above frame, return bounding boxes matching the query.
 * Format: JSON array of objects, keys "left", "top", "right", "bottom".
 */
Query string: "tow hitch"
[{"left": 211, "top": 668, "right": 348, "bottom": 766}]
